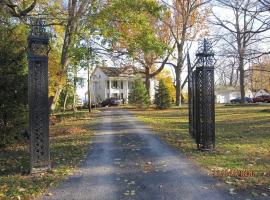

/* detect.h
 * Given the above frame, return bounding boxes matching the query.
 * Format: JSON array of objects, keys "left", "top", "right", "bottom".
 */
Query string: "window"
[
  {"left": 107, "top": 93, "right": 110, "bottom": 98},
  {"left": 112, "top": 93, "right": 118, "bottom": 98},
  {"left": 107, "top": 81, "right": 109, "bottom": 89},
  {"left": 121, "top": 93, "right": 124, "bottom": 99},
  {"left": 112, "top": 81, "right": 118, "bottom": 89},
  {"left": 121, "top": 81, "right": 123, "bottom": 89}
]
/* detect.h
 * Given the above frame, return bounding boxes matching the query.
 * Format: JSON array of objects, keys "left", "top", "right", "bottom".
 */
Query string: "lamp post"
[{"left": 28, "top": 18, "right": 50, "bottom": 173}]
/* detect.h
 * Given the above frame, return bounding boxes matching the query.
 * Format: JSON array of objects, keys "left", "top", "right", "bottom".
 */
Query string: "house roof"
[
  {"left": 98, "top": 66, "right": 144, "bottom": 77},
  {"left": 99, "top": 67, "right": 122, "bottom": 77}
]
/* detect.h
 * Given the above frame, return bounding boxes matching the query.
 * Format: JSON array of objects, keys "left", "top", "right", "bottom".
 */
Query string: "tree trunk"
[
  {"left": 63, "top": 91, "right": 68, "bottom": 112},
  {"left": 145, "top": 67, "right": 151, "bottom": 96},
  {"left": 239, "top": 58, "right": 245, "bottom": 103},
  {"left": 175, "top": 68, "right": 181, "bottom": 106},
  {"left": 50, "top": 85, "right": 62, "bottom": 112},
  {"left": 72, "top": 78, "right": 77, "bottom": 112},
  {"left": 174, "top": 35, "right": 185, "bottom": 106},
  {"left": 87, "top": 63, "right": 92, "bottom": 113},
  {"left": 72, "top": 88, "right": 77, "bottom": 112}
]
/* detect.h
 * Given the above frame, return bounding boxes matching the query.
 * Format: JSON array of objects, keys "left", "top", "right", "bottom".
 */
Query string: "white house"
[
  {"left": 215, "top": 86, "right": 270, "bottom": 103},
  {"left": 90, "top": 66, "right": 157, "bottom": 104}
]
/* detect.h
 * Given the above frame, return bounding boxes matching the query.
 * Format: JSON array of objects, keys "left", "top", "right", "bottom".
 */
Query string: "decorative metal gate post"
[
  {"left": 188, "top": 39, "right": 215, "bottom": 151},
  {"left": 195, "top": 39, "right": 215, "bottom": 150},
  {"left": 28, "top": 18, "right": 50, "bottom": 173}
]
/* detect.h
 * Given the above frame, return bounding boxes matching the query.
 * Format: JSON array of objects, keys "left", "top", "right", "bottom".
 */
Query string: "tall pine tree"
[
  {"left": 129, "top": 78, "right": 150, "bottom": 108},
  {"left": 155, "top": 79, "right": 171, "bottom": 109}
]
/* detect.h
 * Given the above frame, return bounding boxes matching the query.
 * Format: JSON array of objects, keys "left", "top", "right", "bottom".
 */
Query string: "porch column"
[{"left": 109, "top": 79, "right": 111, "bottom": 98}]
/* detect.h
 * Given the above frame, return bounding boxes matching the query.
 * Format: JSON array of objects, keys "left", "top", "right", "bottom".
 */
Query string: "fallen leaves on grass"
[
  {"left": 133, "top": 105, "right": 270, "bottom": 194},
  {"left": 0, "top": 112, "right": 97, "bottom": 200},
  {"left": 51, "top": 127, "right": 88, "bottom": 137}
]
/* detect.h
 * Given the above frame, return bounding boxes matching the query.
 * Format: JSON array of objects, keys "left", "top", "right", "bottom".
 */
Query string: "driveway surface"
[{"left": 41, "top": 109, "right": 242, "bottom": 200}]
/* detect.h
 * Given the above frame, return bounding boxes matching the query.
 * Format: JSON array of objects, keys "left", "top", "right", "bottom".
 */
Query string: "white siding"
[
  {"left": 90, "top": 68, "right": 107, "bottom": 103},
  {"left": 149, "top": 78, "right": 158, "bottom": 102},
  {"left": 216, "top": 91, "right": 240, "bottom": 103},
  {"left": 90, "top": 67, "right": 157, "bottom": 104}
]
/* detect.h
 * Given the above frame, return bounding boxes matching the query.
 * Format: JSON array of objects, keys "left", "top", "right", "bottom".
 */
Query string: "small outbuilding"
[{"left": 215, "top": 86, "right": 241, "bottom": 104}]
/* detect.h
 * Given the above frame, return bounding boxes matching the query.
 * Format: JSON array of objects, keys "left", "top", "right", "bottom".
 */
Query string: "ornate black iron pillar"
[
  {"left": 195, "top": 39, "right": 215, "bottom": 151},
  {"left": 28, "top": 18, "right": 50, "bottom": 173}
]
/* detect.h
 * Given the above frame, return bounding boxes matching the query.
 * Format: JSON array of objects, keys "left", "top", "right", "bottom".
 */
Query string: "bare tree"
[
  {"left": 212, "top": 0, "right": 269, "bottom": 103},
  {"left": 259, "top": 0, "right": 270, "bottom": 11},
  {"left": 215, "top": 55, "right": 239, "bottom": 86}
]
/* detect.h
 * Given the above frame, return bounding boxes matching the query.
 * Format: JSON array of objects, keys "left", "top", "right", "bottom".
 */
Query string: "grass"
[
  {"left": 0, "top": 110, "right": 99, "bottom": 200},
  {"left": 132, "top": 104, "right": 270, "bottom": 196}
]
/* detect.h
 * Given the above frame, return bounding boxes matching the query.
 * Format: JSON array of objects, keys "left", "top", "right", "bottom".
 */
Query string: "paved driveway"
[{"left": 41, "top": 109, "right": 241, "bottom": 200}]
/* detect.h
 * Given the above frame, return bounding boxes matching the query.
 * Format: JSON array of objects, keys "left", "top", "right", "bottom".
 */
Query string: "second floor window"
[
  {"left": 121, "top": 81, "right": 123, "bottom": 89},
  {"left": 112, "top": 81, "right": 118, "bottom": 89},
  {"left": 107, "top": 81, "right": 109, "bottom": 89}
]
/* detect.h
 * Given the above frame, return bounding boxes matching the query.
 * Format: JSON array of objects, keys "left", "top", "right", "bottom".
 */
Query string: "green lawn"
[
  {"left": 0, "top": 110, "right": 99, "bottom": 200},
  {"left": 132, "top": 104, "right": 270, "bottom": 196}
]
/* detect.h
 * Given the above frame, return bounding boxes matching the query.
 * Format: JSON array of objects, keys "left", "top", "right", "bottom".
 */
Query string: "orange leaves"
[
  {"left": 250, "top": 55, "right": 270, "bottom": 92},
  {"left": 172, "top": 0, "right": 210, "bottom": 40},
  {"left": 48, "top": 48, "right": 65, "bottom": 98}
]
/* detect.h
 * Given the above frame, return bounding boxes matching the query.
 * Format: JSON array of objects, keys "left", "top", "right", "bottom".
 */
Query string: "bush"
[
  {"left": 128, "top": 78, "right": 150, "bottom": 108},
  {"left": 154, "top": 79, "right": 171, "bottom": 109},
  {"left": 0, "top": 23, "right": 28, "bottom": 146}
]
